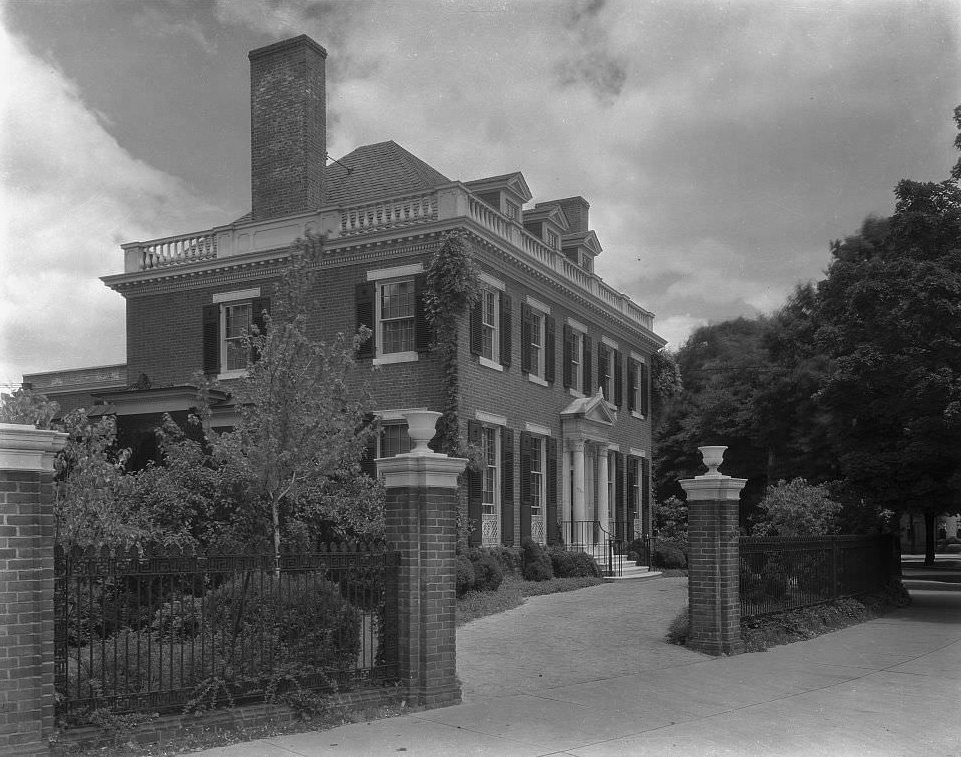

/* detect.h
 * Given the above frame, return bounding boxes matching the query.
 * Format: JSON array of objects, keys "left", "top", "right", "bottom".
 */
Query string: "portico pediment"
[{"left": 560, "top": 388, "right": 616, "bottom": 426}]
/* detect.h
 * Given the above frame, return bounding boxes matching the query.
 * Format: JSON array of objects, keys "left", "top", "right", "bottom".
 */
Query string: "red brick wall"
[
  {"left": 685, "top": 492, "right": 744, "bottom": 655},
  {"left": 457, "top": 258, "right": 655, "bottom": 544},
  {"left": 0, "top": 468, "right": 56, "bottom": 756},
  {"left": 249, "top": 36, "right": 327, "bottom": 222},
  {"left": 383, "top": 484, "right": 460, "bottom": 707}
]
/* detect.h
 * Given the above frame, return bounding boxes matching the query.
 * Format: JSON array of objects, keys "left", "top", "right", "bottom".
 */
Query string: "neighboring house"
[{"left": 25, "top": 35, "right": 666, "bottom": 549}]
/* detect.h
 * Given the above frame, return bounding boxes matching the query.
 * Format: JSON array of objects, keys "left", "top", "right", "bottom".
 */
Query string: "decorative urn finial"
[
  {"left": 402, "top": 410, "right": 442, "bottom": 456},
  {"left": 697, "top": 446, "right": 728, "bottom": 477}
]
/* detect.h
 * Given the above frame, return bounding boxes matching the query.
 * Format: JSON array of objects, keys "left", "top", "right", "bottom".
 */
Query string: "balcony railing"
[{"left": 118, "top": 185, "right": 656, "bottom": 333}]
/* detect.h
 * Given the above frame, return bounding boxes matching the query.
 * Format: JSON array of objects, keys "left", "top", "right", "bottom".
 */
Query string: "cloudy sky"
[{"left": 1, "top": 0, "right": 959, "bottom": 387}]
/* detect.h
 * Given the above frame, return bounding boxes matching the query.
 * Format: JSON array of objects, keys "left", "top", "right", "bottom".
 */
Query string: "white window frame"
[
  {"left": 525, "top": 297, "right": 550, "bottom": 387},
  {"left": 546, "top": 229, "right": 559, "bottom": 250},
  {"left": 630, "top": 351, "right": 647, "bottom": 419},
  {"left": 367, "top": 264, "right": 422, "bottom": 365},
  {"left": 480, "top": 422, "right": 502, "bottom": 546},
  {"left": 480, "top": 287, "right": 500, "bottom": 367},
  {"left": 213, "top": 288, "right": 261, "bottom": 380},
  {"left": 529, "top": 434, "right": 547, "bottom": 544},
  {"left": 568, "top": 324, "right": 584, "bottom": 396}
]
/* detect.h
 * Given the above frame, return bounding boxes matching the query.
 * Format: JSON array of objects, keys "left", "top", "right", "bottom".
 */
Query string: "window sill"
[
  {"left": 528, "top": 374, "right": 548, "bottom": 387},
  {"left": 217, "top": 369, "right": 247, "bottom": 380},
  {"left": 568, "top": 388, "right": 584, "bottom": 398},
  {"left": 374, "top": 351, "right": 419, "bottom": 365},
  {"left": 479, "top": 356, "right": 504, "bottom": 372},
  {"left": 631, "top": 410, "right": 647, "bottom": 420}
]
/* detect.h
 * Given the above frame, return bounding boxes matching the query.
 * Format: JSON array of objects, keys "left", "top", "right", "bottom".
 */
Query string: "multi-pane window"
[
  {"left": 505, "top": 201, "right": 519, "bottom": 221},
  {"left": 223, "top": 302, "right": 252, "bottom": 371},
  {"left": 569, "top": 330, "right": 582, "bottom": 392},
  {"left": 529, "top": 311, "right": 543, "bottom": 377},
  {"left": 628, "top": 457, "right": 640, "bottom": 523},
  {"left": 482, "top": 426, "right": 498, "bottom": 516},
  {"left": 599, "top": 345, "right": 612, "bottom": 401},
  {"left": 380, "top": 424, "right": 412, "bottom": 457},
  {"left": 546, "top": 230, "right": 559, "bottom": 250},
  {"left": 530, "top": 436, "right": 544, "bottom": 518},
  {"left": 380, "top": 280, "right": 415, "bottom": 354},
  {"left": 481, "top": 288, "right": 498, "bottom": 361}
]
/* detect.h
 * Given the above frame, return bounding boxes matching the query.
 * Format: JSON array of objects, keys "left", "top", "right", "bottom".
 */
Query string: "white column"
[
  {"left": 596, "top": 443, "right": 610, "bottom": 542},
  {"left": 572, "top": 438, "right": 586, "bottom": 544},
  {"left": 562, "top": 443, "right": 572, "bottom": 543}
]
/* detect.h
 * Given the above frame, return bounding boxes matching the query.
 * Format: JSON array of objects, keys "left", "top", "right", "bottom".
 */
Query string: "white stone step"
[{"left": 607, "top": 565, "right": 663, "bottom": 581}]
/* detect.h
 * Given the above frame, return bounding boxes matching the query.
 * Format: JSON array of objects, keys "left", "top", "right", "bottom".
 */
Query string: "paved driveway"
[
  {"left": 457, "top": 577, "right": 697, "bottom": 701},
  {"left": 197, "top": 577, "right": 961, "bottom": 756}
]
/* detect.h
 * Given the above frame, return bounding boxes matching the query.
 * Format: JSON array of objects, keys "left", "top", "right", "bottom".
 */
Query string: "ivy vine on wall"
[{"left": 424, "top": 231, "right": 481, "bottom": 458}]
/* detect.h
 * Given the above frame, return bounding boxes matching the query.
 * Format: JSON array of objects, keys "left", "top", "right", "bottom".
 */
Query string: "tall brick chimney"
[{"left": 249, "top": 35, "right": 327, "bottom": 222}]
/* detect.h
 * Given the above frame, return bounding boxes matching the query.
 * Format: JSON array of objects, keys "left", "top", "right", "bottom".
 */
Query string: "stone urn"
[
  {"left": 403, "top": 410, "right": 442, "bottom": 456},
  {"left": 697, "top": 445, "right": 728, "bottom": 477}
]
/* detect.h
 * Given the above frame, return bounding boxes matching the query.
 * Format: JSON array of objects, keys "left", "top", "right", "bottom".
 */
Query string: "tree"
[
  {"left": 0, "top": 387, "right": 59, "bottom": 428},
  {"left": 209, "top": 238, "right": 381, "bottom": 557},
  {"left": 813, "top": 180, "right": 961, "bottom": 564},
  {"left": 751, "top": 478, "right": 842, "bottom": 537}
]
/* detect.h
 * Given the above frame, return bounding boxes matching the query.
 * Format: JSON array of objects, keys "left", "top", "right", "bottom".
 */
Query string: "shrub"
[
  {"left": 665, "top": 609, "right": 690, "bottom": 646},
  {"left": 521, "top": 538, "right": 553, "bottom": 582},
  {"left": 469, "top": 553, "right": 504, "bottom": 593},
  {"left": 549, "top": 548, "right": 576, "bottom": 578},
  {"left": 455, "top": 554, "right": 476, "bottom": 597},
  {"left": 570, "top": 551, "right": 601, "bottom": 578},
  {"left": 203, "top": 573, "right": 362, "bottom": 674},
  {"left": 485, "top": 546, "right": 524, "bottom": 576},
  {"left": 653, "top": 543, "right": 687, "bottom": 569}
]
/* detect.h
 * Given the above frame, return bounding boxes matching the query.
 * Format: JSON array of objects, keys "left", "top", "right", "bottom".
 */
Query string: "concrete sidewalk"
[{"left": 193, "top": 579, "right": 961, "bottom": 756}]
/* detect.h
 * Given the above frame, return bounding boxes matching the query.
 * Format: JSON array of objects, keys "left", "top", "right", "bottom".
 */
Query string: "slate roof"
[{"left": 232, "top": 141, "right": 451, "bottom": 224}]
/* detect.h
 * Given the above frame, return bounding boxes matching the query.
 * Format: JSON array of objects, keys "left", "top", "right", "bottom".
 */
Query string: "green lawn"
[{"left": 456, "top": 575, "right": 606, "bottom": 627}]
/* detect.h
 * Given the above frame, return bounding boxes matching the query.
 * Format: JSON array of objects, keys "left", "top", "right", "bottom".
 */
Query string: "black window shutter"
[
  {"left": 414, "top": 273, "right": 431, "bottom": 352},
  {"left": 467, "top": 419, "right": 483, "bottom": 546},
  {"left": 582, "top": 335, "right": 592, "bottom": 394},
  {"left": 500, "top": 293, "right": 512, "bottom": 367},
  {"left": 544, "top": 315, "right": 556, "bottom": 384},
  {"left": 520, "top": 302, "right": 532, "bottom": 373},
  {"left": 501, "top": 427, "right": 515, "bottom": 545},
  {"left": 562, "top": 324, "right": 573, "bottom": 388},
  {"left": 519, "top": 431, "right": 532, "bottom": 542},
  {"left": 469, "top": 300, "right": 482, "bottom": 356},
  {"left": 641, "top": 457, "right": 651, "bottom": 536},
  {"left": 613, "top": 350, "right": 623, "bottom": 407},
  {"left": 202, "top": 304, "right": 220, "bottom": 376},
  {"left": 546, "top": 436, "right": 558, "bottom": 544},
  {"left": 359, "top": 414, "right": 378, "bottom": 478},
  {"left": 627, "top": 360, "right": 637, "bottom": 412},
  {"left": 627, "top": 457, "right": 637, "bottom": 522},
  {"left": 355, "top": 282, "right": 376, "bottom": 359},
  {"left": 640, "top": 361, "right": 651, "bottom": 417}
]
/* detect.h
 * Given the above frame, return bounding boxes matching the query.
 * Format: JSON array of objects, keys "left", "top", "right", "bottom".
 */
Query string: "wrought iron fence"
[
  {"left": 54, "top": 543, "right": 400, "bottom": 725},
  {"left": 739, "top": 534, "right": 899, "bottom": 618}
]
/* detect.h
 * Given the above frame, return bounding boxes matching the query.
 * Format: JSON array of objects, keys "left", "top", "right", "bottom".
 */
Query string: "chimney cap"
[{"left": 248, "top": 34, "right": 328, "bottom": 62}]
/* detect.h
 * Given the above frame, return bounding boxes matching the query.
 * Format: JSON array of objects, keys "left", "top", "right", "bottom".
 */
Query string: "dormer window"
[
  {"left": 546, "top": 230, "right": 559, "bottom": 250},
  {"left": 581, "top": 253, "right": 593, "bottom": 272},
  {"left": 505, "top": 201, "right": 520, "bottom": 221}
]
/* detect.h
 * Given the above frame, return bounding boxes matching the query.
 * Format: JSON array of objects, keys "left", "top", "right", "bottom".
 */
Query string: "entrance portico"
[{"left": 560, "top": 388, "right": 616, "bottom": 546}]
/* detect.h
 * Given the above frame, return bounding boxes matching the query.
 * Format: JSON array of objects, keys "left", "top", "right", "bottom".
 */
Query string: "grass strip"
[{"left": 456, "top": 575, "right": 605, "bottom": 627}]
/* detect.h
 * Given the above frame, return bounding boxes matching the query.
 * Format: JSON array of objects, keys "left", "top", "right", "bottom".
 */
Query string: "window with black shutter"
[
  {"left": 467, "top": 419, "right": 483, "bottom": 546},
  {"left": 355, "top": 282, "right": 376, "bottom": 359},
  {"left": 544, "top": 315, "right": 556, "bottom": 383},
  {"left": 501, "top": 427, "right": 515, "bottom": 545},
  {"left": 546, "top": 436, "right": 558, "bottom": 544},
  {"left": 499, "top": 292, "right": 512, "bottom": 367},
  {"left": 582, "top": 334, "right": 592, "bottom": 394},
  {"left": 613, "top": 350, "right": 623, "bottom": 407}
]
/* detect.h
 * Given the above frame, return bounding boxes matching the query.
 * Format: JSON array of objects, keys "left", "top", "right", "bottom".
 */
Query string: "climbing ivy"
[{"left": 424, "top": 231, "right": 481, "bottom": 457}]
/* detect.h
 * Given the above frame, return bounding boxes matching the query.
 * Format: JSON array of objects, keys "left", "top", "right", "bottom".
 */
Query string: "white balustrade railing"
[
  {"left": 127, "top": 232, "right": 217, "bottom": 270},
  {"left": 340, "top": 192, "right": 436, "bottom": 236},
  {"left": 121, "top": 185, "right": 655, "bottom": 332}
]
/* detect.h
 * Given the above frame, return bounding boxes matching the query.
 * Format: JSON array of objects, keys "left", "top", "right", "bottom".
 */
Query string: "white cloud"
[
  {"left": 653, "top": 314, "right": 708, "bottom": 351},
  {"left": 0, "top": 23, "right": 225, "bottom": 384}
]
